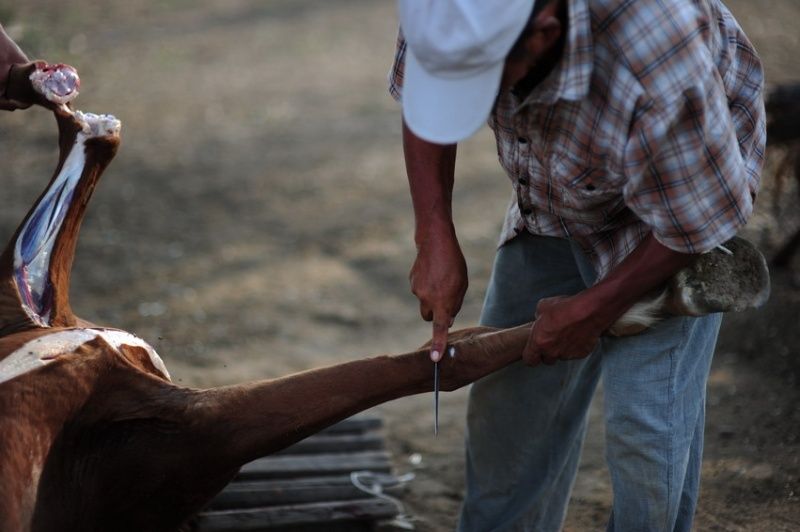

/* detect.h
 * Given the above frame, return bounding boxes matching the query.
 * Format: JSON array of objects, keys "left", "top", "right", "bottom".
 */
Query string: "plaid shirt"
[{"left": 389, "top": 0, "right": 765, "bottom": 280}]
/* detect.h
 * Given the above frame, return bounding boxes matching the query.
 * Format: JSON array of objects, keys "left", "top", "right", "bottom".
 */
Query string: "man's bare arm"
[{"left": 402, "top": 120, "right": 467, "bottom": 362}]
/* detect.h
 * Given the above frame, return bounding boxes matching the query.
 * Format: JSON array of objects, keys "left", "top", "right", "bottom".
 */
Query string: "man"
[
  {"left": 0, "top": 23, "right": 69, "bottom": 111},
  {"left": 390, "top": 0, "right": 764, "bottom": 530}
]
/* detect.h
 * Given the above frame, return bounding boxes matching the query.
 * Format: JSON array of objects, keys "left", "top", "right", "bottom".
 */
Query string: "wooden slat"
[
  {"left": 237, "top": 451, "right": 391, "bottom": 480},
  {"left": 195, "top": 498, "right": 398, "bottom": 531},
  {"left": 195, "top": 416, "right": 394, "bottom": 529},
  {"left": 318, "top": 417, "right": 383, "bottom": 435},
  {"left": 274, "top": 432, "right": 384, "bottom": 456},
  {"left": 208, "top": 475, "right": 402, "bottom": 509}
]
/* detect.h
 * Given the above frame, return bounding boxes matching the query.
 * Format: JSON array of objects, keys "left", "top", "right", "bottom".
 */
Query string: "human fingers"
[
  {"left": 534, "top": 295, "right": 568, "bottom": 319},
  {"left": 419, "top": 300, "right": 433, "bottom": 322},
  {"left": 430, "top": 314, "right": 451, "bottom": 362}
]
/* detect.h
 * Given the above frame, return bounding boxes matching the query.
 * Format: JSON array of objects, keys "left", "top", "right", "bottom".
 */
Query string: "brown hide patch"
[
  {"left": 0, "top": 336, "right": 111, "bottom": 532},
  {"left": 117, "top": 343, "right": 169, "bottom": 381}
]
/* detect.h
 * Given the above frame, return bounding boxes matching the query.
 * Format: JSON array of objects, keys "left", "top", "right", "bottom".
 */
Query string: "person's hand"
[
  {"left": 2, "top": 61, "right": 42, "bottom": 110},
  {"left": 523, "top": 294, "right": 605, "bottom": 366},
  {"left": 410, "top": 230, "right": 468, "bottom": 362}
]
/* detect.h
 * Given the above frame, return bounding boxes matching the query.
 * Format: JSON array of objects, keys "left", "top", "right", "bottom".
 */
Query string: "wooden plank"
[
  {"left": 208, "top": 475, "right": 402, "bottom": 509},
  {"left": 195, "top": 498, "right": 398, "bottom": 531},
  {"left": 237, "top": 451, "right": 392, "bottom": 480},
  {"left": 318, "top": 416, "right": 382, "bottom": 435},
  {"left": 274, "top": 433, "right": 384, "bottom": 456}
]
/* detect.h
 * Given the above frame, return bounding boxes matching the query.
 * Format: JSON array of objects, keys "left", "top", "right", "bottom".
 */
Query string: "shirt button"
[
  {"left": 522, "top": 207, "right": 533, "bottom": 215},
  {"left": 517, "top": 137, "right": 528, "bottom": 144},
  {"left": 518, "top": 177, "right": 529, "bottom": 186},
  {"left": 586, "top": 183, "right": 596, "bottom": 191}
]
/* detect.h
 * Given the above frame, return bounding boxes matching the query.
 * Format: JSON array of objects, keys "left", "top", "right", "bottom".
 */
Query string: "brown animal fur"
[{"left": 0, "top": 101, "right": 531, "bottom": 531}]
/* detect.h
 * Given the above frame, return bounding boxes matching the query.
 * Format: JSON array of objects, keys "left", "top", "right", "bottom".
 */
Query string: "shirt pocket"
[{"left": 553, "top": 154, "right": 626, "bottom": 227}]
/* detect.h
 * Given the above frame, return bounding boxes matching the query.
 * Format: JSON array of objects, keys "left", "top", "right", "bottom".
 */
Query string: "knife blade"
[{"left": 434, "top": 360, "right": 440, "bottom": 436}]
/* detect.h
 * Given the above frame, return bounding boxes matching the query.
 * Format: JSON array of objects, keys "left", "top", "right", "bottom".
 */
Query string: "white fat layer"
[
  {"left": 98, "top": 329, "right": 171, "bottom": 379},
  {"left": 0, "top": 329, "right": 170, "bottom": 385},
  {"left": 12, "top": 110, "right": 121, "bottom": 325},
  {"left": 13, "top": 135, "right": 88, "bottom": 325}
]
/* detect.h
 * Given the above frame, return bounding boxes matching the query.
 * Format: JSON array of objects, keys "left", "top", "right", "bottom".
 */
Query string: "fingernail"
[
  {"left": 431, "top": 350, "right": 440, "bottom": 362},
  {"left": 448, "top": 346, "right": 456, "bottom": 358}
]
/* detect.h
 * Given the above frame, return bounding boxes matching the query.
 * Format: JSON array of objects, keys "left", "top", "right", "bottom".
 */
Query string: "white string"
[{"left": 350, "top": 470, "right": 417, "bottom": 530}]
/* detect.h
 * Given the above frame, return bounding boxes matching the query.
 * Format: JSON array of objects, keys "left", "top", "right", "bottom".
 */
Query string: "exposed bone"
[{"left": 29, "top": 64, "right": 80, "bottom": 105}]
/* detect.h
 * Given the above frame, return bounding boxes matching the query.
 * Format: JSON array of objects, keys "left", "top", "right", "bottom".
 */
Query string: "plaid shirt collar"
[{"left": 516, "top": 0, "right": 593, "bottom": 108}]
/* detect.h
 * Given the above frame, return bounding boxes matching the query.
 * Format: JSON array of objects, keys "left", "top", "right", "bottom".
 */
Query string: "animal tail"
[{"left": 607, "top": 289, "right": 667, "bottom": 336}]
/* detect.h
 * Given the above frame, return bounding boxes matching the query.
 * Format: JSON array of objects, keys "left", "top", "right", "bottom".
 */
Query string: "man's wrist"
[
  {"left": 414, "top": 214, "right": 456, "bottom": 247},
  {"left": 574, "top": 233, "right": 698, "bottom": 332},
  {"left": 2, "top": 63, "right": 35, "bottom": 109},
  {"left": 578, "top": 279, "right": 634, "bottom": 331},
  {"left": 563, "top": 285, "right": 620, "bottom": 333}
]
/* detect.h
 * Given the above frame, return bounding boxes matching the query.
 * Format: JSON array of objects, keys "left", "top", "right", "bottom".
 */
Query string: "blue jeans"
[{"left": 458, "top": 232, "right": 721, "bottom": 532}]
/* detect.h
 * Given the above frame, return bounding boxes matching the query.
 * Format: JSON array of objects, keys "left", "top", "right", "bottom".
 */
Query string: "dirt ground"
[{"left": 1, "top": 1, "right": 798, "bottom": 530}]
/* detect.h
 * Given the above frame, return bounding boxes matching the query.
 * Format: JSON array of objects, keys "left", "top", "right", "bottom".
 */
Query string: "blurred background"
[{"left": 0, "top": 1, "right": 798, "bottom": 529}]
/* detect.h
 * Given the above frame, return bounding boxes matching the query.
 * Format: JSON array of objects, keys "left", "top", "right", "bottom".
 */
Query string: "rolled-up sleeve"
[
  {"left": 622, "top": 67, "right": 759, "bottom": 255},
  {"left": 387, "top": 31, "right": 406, "bottom": 103}
]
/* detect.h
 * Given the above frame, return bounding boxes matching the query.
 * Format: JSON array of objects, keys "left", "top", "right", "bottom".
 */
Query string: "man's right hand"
[
  {"left": 402, "top": 119, "right": 463, "bottom": 362},
  {"left": 410, "top": 227, "right": 468, "bottom": 362}
]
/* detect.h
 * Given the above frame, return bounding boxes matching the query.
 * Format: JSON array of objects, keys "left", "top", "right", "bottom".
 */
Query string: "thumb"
[
  {"left": 535, "top": 295, "right": 566, "bottom": 319},
  {"left": 430, "top": 313, "right": 451, "bottom": 362}
]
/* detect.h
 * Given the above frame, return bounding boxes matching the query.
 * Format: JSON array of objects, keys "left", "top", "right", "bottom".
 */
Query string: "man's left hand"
[{"left": 523, "top": 294, "right": 605, "bottom": 366}]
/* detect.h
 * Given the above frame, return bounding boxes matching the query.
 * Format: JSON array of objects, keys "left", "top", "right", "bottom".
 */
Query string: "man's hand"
[
  {"left": 410, "top": 229, "right": 468, "bottom": 362},
  {"left": 523, "top": 294, "right": 604, "bottom": 366},
  {"left": 523, "top": 233, "right": 698, "bottom": 366}
]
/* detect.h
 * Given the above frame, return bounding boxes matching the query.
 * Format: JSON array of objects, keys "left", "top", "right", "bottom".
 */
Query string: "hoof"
[{"left": 667, "top": 237, "right": 770, "bottom": 316}]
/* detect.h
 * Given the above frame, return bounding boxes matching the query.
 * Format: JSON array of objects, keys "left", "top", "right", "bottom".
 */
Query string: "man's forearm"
[
  {"left": 582, "top": 232, "right": 698, "bottom": 331},
  {"left": 0, "top": 24, "right": 27, "bottom": 77},
  {"left": 402, "top": 119, "right": 467, "bottom": 359},
  {"left": 402, "top": 119, "right": 457, "bottom": 243},
  {"left": 0, "top": 23, "right": 30, "bottom": 110}
]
